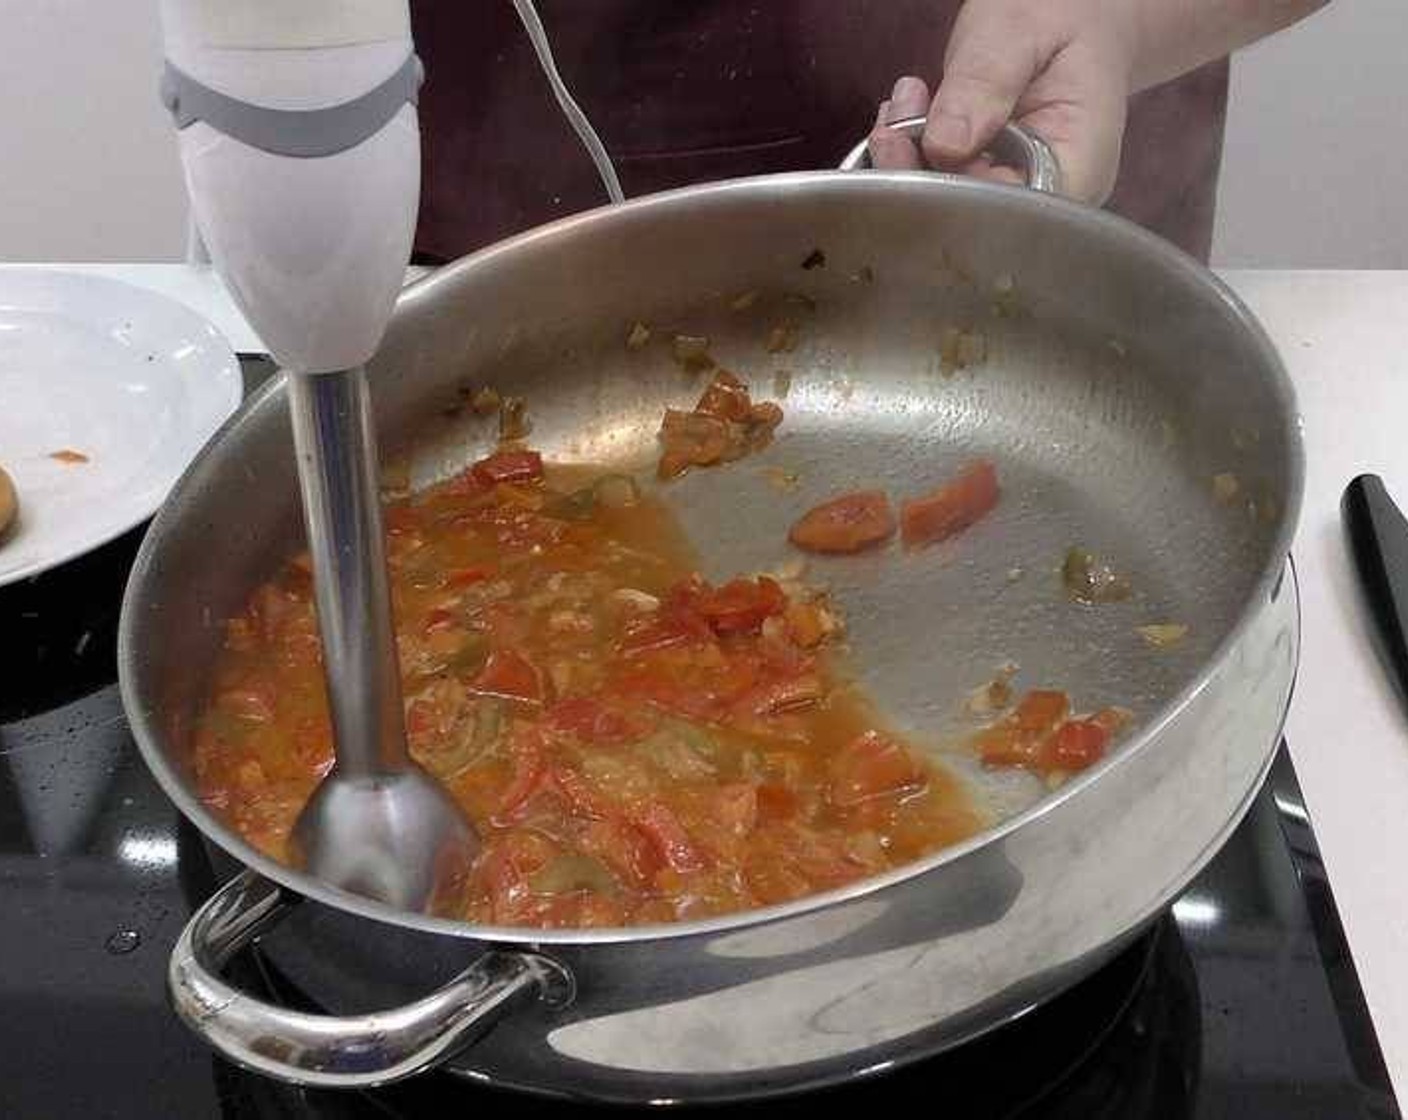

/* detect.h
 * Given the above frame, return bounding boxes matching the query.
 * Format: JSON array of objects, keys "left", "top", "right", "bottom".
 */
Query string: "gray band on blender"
[{"left": 161, "top": 52, "right": 422, "bottom": 158}]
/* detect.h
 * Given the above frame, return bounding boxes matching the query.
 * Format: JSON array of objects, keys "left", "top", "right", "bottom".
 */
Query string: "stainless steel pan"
[{"left": 119, "top": 126, "right": 1302, "bottom": 1099}]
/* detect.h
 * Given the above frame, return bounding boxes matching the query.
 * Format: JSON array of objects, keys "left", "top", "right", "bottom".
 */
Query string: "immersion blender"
[{"left": 159, "top": 0, "right": 476, "bottom": 910}]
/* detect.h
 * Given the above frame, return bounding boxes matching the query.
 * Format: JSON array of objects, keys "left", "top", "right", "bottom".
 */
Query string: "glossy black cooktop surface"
[{"left": 0, "top": 525, "right": 1398, "bottom": 1119}]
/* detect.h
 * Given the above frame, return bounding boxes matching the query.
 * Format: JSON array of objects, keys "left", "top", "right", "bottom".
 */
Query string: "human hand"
[{"left": 869, "top": 0, "right": 1134, "bottom": 204}]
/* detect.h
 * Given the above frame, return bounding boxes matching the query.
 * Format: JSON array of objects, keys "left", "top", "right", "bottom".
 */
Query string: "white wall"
[
  {"left": 0, "top": 0, "right": 1403, "bottom": 267},
  {"left": 1212, "top": 0, "right": 1408, "bottom": 268},
  {"left": 0, "top": 0, "right": 187, "bottom": 261}
]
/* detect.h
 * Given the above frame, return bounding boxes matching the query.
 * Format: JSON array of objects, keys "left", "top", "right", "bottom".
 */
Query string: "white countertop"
[
  {"left": 24, "top": 262, "right": 1408, "bottom": 1098},
  {"left": 1221, "top": 269, "right": 1408, "bottom": 1100}
]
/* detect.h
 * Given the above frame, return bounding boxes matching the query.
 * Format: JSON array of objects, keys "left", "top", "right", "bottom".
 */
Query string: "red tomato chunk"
[
  {"left": 789, "top": 490, "right": 897, "bottom": 554},
  {"left": 471, "top": 449, "right": 544, "bottom": 486},
  {"left": 974, "top": 690, "right": 1129, "bottom": 777},
  {"left": 900, "top": 461, "right": 999, "bottom": 548}
]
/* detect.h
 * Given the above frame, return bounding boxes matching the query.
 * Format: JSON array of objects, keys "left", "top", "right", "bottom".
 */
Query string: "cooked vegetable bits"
[{"left": 197, "top": 451, "right": 983, "bottom": 928}]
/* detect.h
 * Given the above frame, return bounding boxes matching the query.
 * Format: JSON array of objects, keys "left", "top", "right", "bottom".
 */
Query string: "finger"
[
  {"left": 869, "top": 120, "right": 924, "bottom": 171},
  {"left": 868, "top": 77, "right": 929, "bottom": 170},
  {"left": 923, "top": 10, "right": 1044, "bottom": 167},
  {"left": 886, "top": 75, "right": 930, "bottom": 123}
]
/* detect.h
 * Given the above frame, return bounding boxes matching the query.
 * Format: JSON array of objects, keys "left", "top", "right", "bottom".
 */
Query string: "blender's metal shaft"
[{"left": 286, "top": 367, "right": 407, "bottom": 777}]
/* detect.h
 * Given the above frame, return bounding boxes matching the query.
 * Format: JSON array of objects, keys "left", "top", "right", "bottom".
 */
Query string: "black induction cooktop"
[{"left": 0, "top": 516, "right": 1398, "bottom": 1120}]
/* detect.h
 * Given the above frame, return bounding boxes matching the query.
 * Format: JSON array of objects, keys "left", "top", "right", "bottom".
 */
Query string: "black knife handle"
[{"left": 1342, "top": 474, "right": 1408, "bottom": 713}]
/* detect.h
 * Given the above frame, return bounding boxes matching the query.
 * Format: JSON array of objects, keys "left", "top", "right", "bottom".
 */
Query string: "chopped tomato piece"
[
  {"left": 971, "top": 690, "right": 1130, "bottom": 776},
  {"left": 613, "top": 667, "right": 720, "bottom": 722},
  {"left": 712, "top": 783, "right": 759, "bottom": 837},
  {"left": 635, "top": 802, "right": 706, "bottom": 873},
  {"left": 405, "top": 697, "right": 438, "bottom": 738},
  {"left": 617, "top": 613, "right": 700, "bottom": 657},
  {"left": 448, "top": 566, "right": 493, "bottom": 588},
  {"left": 900, "top": 461, "right": 999, "bottom": 548},
  {"left": 736, "top": 672, "right": 824, "bottom": 717},
  {"left": 695, "top": 576, "right": 787, "bottom": 635},
  {"left": 1041, "top": 719, "right": 1111, "bottom": 772},
  {"left": 471, "top": 449, "right": 544, "bottom": 487},
  {"left": 789, "top": 490, "right": 897, "bottom": 555},
  {"left": 575, "top": 893, "right": 630, "bottom": 928},
  {"left": 747, "top": 400, "right": 784, "bottom": 432},
  {"left": 216, "top": 687, "right": 274, "bottom": 721},
  {"left": 384, "top": 505, "right": 422, "bottom": 535},
  {"left": 1014, "top": 690, "right": 1070, "bottom": 733},
  {"left": 973, "top": 724, "right": 1032, "bottom": 767},
  {"left": 423, "top": 607, "right": 456, "bottom": 634},
  {"left": 580, "top": 819, "right": 662, "bottom": 889},
  {"left": 756, "top": 782, "right": 800, "bottom": 822},
  {"left": 783, "top": 601, "right": 829, "bottom": 649},
  {"left": 546, "top": 697, "right": 636, "bottom": 744},
  {"left": 744, "top": 848, "right": 814, "bottom": 905},
  {"left": 828, "top": 731, "right": 925, "bottom": 807},
  {"left": 217, "top": 682, "right": 276, "bottom": 723},
  {"left": 548, "top": 767, "right": 617, "bottom": 820},
  {"left": 495, "top": 735, "right": 548, "bottom": 819},
  {"left": 656, "top": 372, "right": 784, "bottom": 478},
  {"left": 787, "top": 828, "right": 867, "bottom": 887},
  {"left": 694, "top": 370, "right": 753, "bottom": 422},
  {"left": 659, "top": 577, "right": 718, "bottom": 634},
  {"left": 224, "top": 616, "right": 258, "bottom": 653},
  {"left": 480, "top": 830, "right": 558, "bottom": 920},
  {"left": 472, "top": 649, "right": 545, "bottom": 703},
  {"left": 976, "top": 689, "right": 1070, "bottom": 767},
  {"left": 1091, "top": 707, "right": 1132, "bottom": 736},
  {"left": 658, "top": 410, "right": 730, "bottom": 479}
]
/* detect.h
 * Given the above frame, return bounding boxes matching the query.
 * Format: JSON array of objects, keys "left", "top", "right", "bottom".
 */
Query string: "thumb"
[{"left": 923, "top": 15, "right": 1044, "bottom": 167}]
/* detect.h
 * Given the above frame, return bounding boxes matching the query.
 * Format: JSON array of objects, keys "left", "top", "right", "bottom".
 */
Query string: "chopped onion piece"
[
  {"left": 1063, "top": 547, "right": 1132, "bottom": 604},
  {"left": 470, "top": 386, "right": 502, "bottom": 416},
  {"left": 611, "top": 588, "right": 661, "bottom": 613},
  {"left": 940, "top": 326, "right": 987, "bottom": 374},
  {"left": 964, "top": 664, "right": 1018, "bottom": 716},
  {"left": 766, "top": 323, "right": 799, "bottom": 354},
  {"left": 1137, "top": 623, "right": 1189, "bottom": 649},
  {"left": 499, "top": 396, "right": 531, "bottom": 441},
  {"left": 1212, "top": 473, "right": 1240, "bottom": 503},
  {"left": 672, "top": 334, "right": 714, "bottom": 372}
]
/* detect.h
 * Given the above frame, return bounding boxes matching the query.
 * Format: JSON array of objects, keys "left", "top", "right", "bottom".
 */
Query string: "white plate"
[{"left": 0, "top": 269, "right": 242, "bottom": 586}]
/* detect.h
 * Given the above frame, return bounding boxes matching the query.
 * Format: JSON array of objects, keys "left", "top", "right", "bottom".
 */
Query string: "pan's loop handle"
[
  {"left": 839, "top": 116, "right": 1063, "bottom": 195},
  {"left": 169, "top": 871, "right": 574, "bottom": 1088}
]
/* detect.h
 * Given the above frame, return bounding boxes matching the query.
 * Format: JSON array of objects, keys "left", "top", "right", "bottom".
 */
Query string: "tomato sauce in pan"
[{"left": 193, "top": 450, "right": 987, "bottom": 927}]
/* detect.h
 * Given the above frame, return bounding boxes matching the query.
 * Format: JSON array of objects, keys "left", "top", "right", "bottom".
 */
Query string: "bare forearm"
[{"left": 1126, "top": 0, "right": 1329, "bottom": 91}]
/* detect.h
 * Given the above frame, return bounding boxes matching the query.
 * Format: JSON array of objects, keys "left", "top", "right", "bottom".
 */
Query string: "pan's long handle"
[
  {"left": 838, "top": 117, "right": 1062, "bottom": 195},
  {"left": 169, "top": 871, "right": 574, "bottom": 1088}
]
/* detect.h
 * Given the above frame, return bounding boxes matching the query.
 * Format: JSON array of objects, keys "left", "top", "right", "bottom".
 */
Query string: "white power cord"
[{"left": 509, "top": 0, "right": 625, "bottom": 205}]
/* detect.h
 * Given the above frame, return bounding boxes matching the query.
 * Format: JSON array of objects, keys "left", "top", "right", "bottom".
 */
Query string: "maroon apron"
[{"left": 411, "top": 1, "right": 1227, "bottom": 263}]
